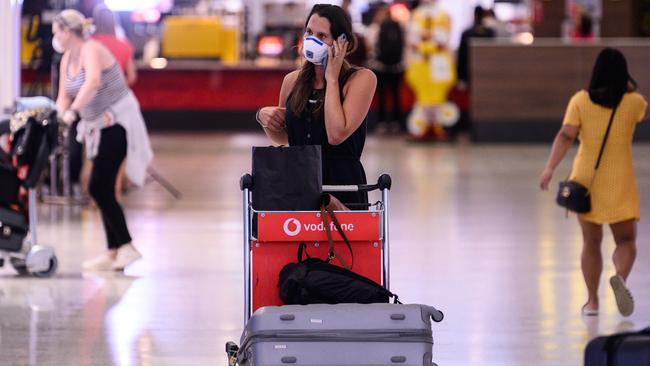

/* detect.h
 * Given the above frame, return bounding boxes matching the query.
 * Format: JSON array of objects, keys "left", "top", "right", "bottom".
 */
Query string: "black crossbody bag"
[{"left": 556, "top": 105, "right": 618, "bottom": 213}]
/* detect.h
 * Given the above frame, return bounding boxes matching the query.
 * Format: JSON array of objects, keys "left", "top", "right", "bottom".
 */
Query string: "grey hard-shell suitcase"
[{"left": 227, "top": 303, "right": 444, "bottom": 366}]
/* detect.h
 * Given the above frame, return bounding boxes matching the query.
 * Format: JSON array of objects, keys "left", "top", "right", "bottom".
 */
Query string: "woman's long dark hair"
[
  {"left": 291, "top": 4, "right": 357, "bottom": 115},
  {"left": 588, "top": 47, "right": 637, "bottom": 108}
]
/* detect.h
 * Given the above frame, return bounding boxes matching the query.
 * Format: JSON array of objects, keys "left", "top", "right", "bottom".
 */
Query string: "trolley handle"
[
  {"left": 324, "top": 174, "right": 392, "bottom": 193},
  {"left": 240, "top": 173, "right": 253, "bottom": 190},
  {"left": 240, "top": 173, "right": 392, "bottom": 192}
]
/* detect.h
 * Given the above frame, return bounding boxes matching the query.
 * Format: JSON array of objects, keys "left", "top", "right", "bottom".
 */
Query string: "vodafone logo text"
[
  {"left": 283, "top": 218, "right": 302, "bottom": 236},
  {"left": 282, "top": 217, "right": 355, "bottom": 237}
]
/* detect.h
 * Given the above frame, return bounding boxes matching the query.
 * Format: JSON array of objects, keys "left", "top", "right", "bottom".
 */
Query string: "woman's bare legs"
[
  {"left": 579, "top": 217, "right": 603, "bottom": 312},
  {"left": 609, "top": 219, "right": 637, "bottom": 280},
  {"left": 608, "top": 219, "right": 636, "bottom": 316}
]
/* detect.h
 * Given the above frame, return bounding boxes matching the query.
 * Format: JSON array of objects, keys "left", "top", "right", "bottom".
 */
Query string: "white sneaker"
[
  {"left": 112, "top": 244, "right": 142, "bottom": 271},
  {"left": 610, "top": 275, "right": 634, "bottom": 317},
  {"left": 82, "top": 254, "right": 115, "bottom": 271}
]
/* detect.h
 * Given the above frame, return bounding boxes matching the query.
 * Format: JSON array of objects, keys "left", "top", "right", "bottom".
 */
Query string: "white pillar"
[{"left": 0, "top": 0, "right": 23, "bottom": 114}]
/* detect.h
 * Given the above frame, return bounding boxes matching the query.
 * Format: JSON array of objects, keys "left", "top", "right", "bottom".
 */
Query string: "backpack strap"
[{"left": 297, "top": 243, "right": 311, "bottom": 262}]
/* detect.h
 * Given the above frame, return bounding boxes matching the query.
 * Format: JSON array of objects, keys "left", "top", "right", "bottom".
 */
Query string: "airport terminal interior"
[{"left": 1, "top": 0, "right": 649, "bottom": 365}]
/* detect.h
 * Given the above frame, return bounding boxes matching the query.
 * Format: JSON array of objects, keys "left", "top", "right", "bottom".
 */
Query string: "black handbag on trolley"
[
  {"left": 251, "top": 145, "right": 322, "bottom": 211},
  {"left": 556, "top": 104, "right": 618, "bottom": 213}
]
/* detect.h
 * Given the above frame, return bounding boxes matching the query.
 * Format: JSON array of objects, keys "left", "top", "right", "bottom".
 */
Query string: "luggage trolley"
[
  {"left": 238, "top": 173, "right": 393, "bottom": 324},
  {"left": 0, "top": 111, "right": 58, "bottom": 277}
]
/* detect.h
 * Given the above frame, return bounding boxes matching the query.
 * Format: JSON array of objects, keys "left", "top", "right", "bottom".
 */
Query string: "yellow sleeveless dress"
[{"left": 563, "top": 90, "right": 647, "bottom": 224}]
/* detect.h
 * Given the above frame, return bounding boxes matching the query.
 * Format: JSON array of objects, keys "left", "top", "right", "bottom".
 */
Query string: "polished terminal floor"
[{"left": 1, "top": 133, "right": 649, "bottom": 366}]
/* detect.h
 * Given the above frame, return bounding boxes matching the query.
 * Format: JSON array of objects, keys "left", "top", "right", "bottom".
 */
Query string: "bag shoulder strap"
[
  {"left": 587, "top": 104, "right": 618, "bottom": 189},
  {"left": 326, "top": 206, "right": 355, "bottom": 268},
  {"left": 320, "top": 205, "right": 354, "bottom": 270},
  {"left": 594, "top": 105, "right": 618, "bottom": 171}
]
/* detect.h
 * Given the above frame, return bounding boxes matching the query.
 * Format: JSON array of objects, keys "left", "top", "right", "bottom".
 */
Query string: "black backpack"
[
  {"left": 376, "top": 20, "right": 404, "bottom": 66},
  {"left": 278, "top": 243, "right": 400, "bottom": 305},
  {"left": 278, "top": 200, "right": 400, "bottom": 305}
]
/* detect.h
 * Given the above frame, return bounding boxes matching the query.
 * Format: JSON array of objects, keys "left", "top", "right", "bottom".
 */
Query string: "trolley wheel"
[
  {"left": 10, "top": 258, "right": 29, "bottom": 276},
  {"left": 226, "top": 341, "right": 240, "bottom": 366},
  {"left": 436, "top": 310, "right": 444, "bottom": 322},
  {"left": 32, "top": 255, "right": 58, "bottom": 278}
]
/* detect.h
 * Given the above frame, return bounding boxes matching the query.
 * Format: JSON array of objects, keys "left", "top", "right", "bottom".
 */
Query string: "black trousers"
[
  {"left": 89, "top": 124, "right": 132, "bottom": 249},
  {"left": 376, "top": 71, "right": 403, "bottom": 128}
]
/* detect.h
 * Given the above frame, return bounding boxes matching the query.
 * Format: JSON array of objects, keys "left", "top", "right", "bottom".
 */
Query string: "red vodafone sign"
[{"left": 257, "top": 212, "right": 381, "bottom": 242}]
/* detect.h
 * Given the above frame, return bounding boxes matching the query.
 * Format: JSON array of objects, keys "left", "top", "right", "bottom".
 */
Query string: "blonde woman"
[{"left": 53, "top": 9, "right": 153, "bottom": 271}]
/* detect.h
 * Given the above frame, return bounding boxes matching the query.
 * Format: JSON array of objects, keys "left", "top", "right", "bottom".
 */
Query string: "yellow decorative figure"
[{"left": 405, "top": 0, "right": 458, "bottom": 140}]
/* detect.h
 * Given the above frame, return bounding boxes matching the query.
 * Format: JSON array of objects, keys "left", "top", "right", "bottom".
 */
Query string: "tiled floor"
[{"left": 1, "top": 133, "right": 649, "bottom": 366}]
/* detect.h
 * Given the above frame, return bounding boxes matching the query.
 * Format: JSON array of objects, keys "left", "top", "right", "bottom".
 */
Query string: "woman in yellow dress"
[{"left": 539, "top": 48, "right": 647, "bottom": 317}]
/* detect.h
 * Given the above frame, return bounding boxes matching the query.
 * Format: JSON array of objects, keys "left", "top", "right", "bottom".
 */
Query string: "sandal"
[
  {"left": 581, "top": 304, "right": 599, "bottom": 316},
  {"left": 610, "top": 275, "right": 634, "bottom": 317}
]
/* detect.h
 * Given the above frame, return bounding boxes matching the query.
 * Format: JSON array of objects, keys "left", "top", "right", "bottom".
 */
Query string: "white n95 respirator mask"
[{"left": 302, "top": 36, "right": 330, "bottom": 66}]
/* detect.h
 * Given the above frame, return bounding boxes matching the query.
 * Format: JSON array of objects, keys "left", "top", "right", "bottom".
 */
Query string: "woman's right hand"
[
  {"left": 539, "top": 167, "right": 554, "bottom": 191},
  {"left": 258, "top": 107, "right": 286, "bottom": 132}
]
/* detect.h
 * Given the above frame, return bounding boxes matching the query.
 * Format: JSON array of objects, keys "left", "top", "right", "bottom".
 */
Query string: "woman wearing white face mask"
[
  {"left": 257, "top": 4, "right": 377, "bottom": 208},
  {"left": 53, "top": 9, "right": 153, "bottom": 271}
]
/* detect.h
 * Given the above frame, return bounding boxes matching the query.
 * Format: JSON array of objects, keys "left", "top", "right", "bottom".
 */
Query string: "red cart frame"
[{"left": 239, "top": 174, "right": 392, "bottom": 324}]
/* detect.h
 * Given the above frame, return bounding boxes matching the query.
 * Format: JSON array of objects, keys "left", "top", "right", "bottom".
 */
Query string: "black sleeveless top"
[{"left": 286, "top": 68, "right": 368, "bottom": 207}]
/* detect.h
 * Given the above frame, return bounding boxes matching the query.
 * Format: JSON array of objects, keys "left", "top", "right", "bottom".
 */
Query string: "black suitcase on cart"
[{"left": 584, "top": 327, "right": 650, "bottom": 366}]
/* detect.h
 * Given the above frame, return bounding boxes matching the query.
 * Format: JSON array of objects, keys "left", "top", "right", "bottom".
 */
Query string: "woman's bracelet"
[{"left": 255, "top": 108, "right": 265, "bottom": 128}]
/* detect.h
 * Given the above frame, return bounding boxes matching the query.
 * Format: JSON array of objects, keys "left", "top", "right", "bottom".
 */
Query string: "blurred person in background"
[
  {"left": 571, "top": 13, "right": 595, "bottom": 41},
  {"left": 67, "top": 5, "right": 139, "bottom": 200},
  {"left": 457, "top": 6, "right": 494, "bottom": 90},
  {"left": 482, "top": 8, "right": 510, "bottom": 38},
  {"left": 341, "top": 0, "right": 368, "bottom": 67},
  {"left": 93, "top": 4, "right": 139, "bottom": 201},
  {"left": 53, "top": 9, "right": 153, "bottom": 271},
  {"left": 92, "top": 4, "right": 137, "bottom": 86},
  {"left": 366, "top": 4, "right": 405, "bottom": 133},
  {"left": 257, "top": 4, "right": 377, "bottom": 208},
  {"left": 455, "top": 6, "right": 494, "bottom": 141},
  {"left": 539, "top": 48, "right": 647, "bottom": 317}
]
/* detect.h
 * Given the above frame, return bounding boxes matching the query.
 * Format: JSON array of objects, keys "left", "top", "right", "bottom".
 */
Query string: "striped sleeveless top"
[{"left": 65, "top": 63, "right": 129, "bottom": 120}]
